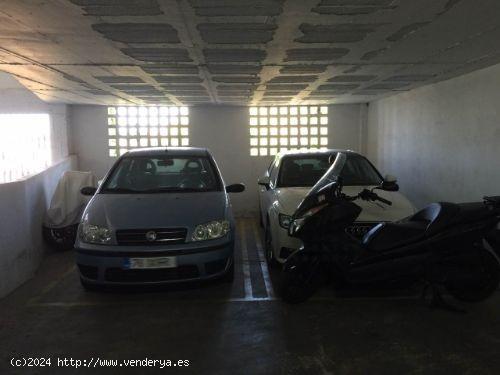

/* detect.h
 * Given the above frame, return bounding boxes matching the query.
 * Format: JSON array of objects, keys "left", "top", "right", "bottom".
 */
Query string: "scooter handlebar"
[
  {"left": 356, "top": 189, "right": 393, "bottom": 206},
  {"left": 374, "top": 195, "right": 392, "bottom": 206}
]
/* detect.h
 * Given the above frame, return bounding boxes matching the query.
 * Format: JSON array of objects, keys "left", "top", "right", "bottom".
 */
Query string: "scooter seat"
[
  {"left": 362, "top": 221, "right": 427, "bottom": 252},
  {"left": 363, "top": 202, "right": 461, "bottom": 252}
]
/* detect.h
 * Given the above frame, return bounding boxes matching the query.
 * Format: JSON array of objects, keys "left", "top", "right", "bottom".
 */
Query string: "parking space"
[
  {"left": 27, "top": 219, "right": 276, "bottom": 307},
  {"left": 2, "top": 1, "right": 500, "bottom": 373},
  {"left": 1, "top": 218, "right": 500, "bottom": 374}
]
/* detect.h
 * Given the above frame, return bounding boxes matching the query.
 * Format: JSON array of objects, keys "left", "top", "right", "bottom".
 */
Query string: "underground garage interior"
[{"left": 1, "top": 0, "right": 500, "bottom": 373}]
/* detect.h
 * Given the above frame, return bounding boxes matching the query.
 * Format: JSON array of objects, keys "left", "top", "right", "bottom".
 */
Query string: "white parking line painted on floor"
[
  {"left": 28, "top": 297, "right": 280, "bottom": 308},
  {"left": 239, "top": 220, "right": 253, "bottom": 300},
  {"left": 27, "top": 294, "right": 431, "bottom": 308},
  {"left": 251, "top": 220, "right": 275, "bottom": 298}
]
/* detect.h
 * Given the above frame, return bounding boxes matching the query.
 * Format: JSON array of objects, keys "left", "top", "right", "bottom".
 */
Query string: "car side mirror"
[
  {"left": 258, "top": 176, "right": 271, "bottom": 190},
  {"left": 81, "top": 186, "right": 97, "bottom": 196},
  {"left": 381, "top": 174, "right": 399, "bottom": 192},
  {"left": 226, "top": 183, "right": 245, "bottom": 193}
]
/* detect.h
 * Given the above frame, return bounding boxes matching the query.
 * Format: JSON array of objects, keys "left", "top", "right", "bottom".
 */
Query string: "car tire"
[
  {"left": 258, "top": 202, "right": 264, "bottom": 228},
  {"left": 220, "top": 259, "right": 235, "bottom": 283},
  {"left": 265, "top": 220, "right": 279, "bottom": 268},
  {"left": 42, "top": 224, "right": 77, "bottom": 251},
  {"left": 80, "top": 277, "right": 102, "bottom": 292}
]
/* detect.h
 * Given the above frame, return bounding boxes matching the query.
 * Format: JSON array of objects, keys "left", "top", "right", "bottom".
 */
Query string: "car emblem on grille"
[{"left": 145, "top": 231, "right": 157, "bottom": 242}]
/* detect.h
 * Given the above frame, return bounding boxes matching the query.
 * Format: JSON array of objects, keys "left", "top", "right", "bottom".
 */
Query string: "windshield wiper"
[
  {"left": 101, "top": 187, "right": 142, "bottom": 194},
  {"left": 140, "top": 187, "right": 211, "bottom": 193},
  {"left": 102, "top": 187, "right": 213, "bottom": 194}
]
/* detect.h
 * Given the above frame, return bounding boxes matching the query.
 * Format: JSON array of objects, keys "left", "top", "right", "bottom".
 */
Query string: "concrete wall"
[
  {"left": 0, "top": 73, "right": 69, "bottom": 164},
  {"left": 0, "top": 157, "right": 76, "bottom": 297},
  {"left": 0, "top": 72, "right": 73, "bottom": 298},
  {"left": 365, "top": 63, "right": 500, "bottom": 209},
  {"left": 69, "top": 104, "right": 365, "bottom": 215}
]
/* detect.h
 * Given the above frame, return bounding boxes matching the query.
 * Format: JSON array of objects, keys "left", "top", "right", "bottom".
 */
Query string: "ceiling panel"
[{"left": 0, "top": 0, "right": 498, "bottom": 105}]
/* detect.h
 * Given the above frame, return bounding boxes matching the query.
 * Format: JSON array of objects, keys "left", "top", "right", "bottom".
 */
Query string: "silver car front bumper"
[{"left": 75, "top": 238, "right": 234, "bottom": 285}]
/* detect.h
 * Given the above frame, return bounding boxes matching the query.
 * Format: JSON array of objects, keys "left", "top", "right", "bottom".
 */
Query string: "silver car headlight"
[
  {"left": 79, "top": 222, "right": 112, "bottom": 245},
  {"left": 192, "top": 220, "right": 230, "bottom": 241}
]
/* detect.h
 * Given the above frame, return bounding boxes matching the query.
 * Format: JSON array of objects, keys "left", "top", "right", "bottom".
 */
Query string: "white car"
[{"left": 258, "top": 149, "right": 416, "bottom": 265}]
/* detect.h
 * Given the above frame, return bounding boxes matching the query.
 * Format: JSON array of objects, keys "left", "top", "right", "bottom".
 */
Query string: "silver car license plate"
[{"left": 125, "top": 256, "right": 177, "bottom": 269}]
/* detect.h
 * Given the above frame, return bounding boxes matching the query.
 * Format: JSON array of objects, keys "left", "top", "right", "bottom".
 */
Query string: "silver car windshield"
[{"left": 101, "top": 156, "right": 222, "bottom": 193}]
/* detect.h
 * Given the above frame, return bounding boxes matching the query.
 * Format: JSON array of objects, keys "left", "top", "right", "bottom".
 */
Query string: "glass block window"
[
  {"left": 107, "top": 106, "right": 190, "bottom": 157},
  {"left": 0, "top": 114, "right": 51, "bottom": 184},
  {"left": 249, "top": 106, "right": 329, "bottom": 156}
]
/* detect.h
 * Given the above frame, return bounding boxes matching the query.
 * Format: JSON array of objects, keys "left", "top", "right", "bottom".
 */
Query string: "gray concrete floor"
[{"left": 1, "top": 218, "right": 500, "bottom": 374}]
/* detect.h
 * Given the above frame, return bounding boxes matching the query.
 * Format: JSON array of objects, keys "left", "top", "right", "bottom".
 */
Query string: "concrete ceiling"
[{"left": 1, "top": 0, "right": 500, "bottom": 106}]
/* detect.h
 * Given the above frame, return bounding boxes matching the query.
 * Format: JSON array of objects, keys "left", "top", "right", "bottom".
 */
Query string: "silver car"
[{"left": 75, "top": 147, "right": 244, "bottom": 289}]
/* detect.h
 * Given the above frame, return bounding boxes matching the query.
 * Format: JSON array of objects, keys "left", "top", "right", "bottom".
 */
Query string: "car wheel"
[
  {"left": 42, "top": 224, "right": 77, "bottom": 251},
  {"left": 220, "top": 259, "right": 235, "bottom": 283},
  {"left": 258, "top": 202, "right": 264, "bottom": 228},
  {"left": 80, "top": 277, "right": 102, "bottom": 292},
  {"left": 265, "top": 221, "right": 279, "bottom": 268}
]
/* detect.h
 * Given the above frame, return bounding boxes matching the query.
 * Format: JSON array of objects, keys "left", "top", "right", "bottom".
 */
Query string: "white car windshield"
[
  {"left": 101, "top": 156, "right": 221, "bottom": 193},
  {"left": 277, "top": 153, "right": 383, "bottom": 188}
]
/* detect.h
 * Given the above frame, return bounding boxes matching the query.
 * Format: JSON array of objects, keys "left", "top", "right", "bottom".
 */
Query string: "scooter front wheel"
[
  {"left": 280, "top": 251, "right": 325, "bottom": 304},
  {"left": 445, "top": 246, "right": 500, "bottom": 303}
]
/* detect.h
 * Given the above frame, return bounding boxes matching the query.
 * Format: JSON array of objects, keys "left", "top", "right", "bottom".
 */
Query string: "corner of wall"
[{"left": 358, "top": 103, "right": 369, "bottom": 155}]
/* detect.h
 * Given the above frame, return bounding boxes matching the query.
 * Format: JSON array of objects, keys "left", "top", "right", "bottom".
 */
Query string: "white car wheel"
[{"left": 265, "top": 220, "right": 279, "bottom": 268}]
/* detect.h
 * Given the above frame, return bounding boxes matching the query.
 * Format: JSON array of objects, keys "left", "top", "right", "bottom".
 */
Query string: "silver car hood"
[{"left": 83, "top": 192, "right": 228, "bottom": 230}]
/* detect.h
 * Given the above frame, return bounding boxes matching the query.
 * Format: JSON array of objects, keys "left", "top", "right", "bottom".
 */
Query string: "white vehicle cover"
[{"left": 44, "top": 171, "right": 97, "bottom": 228}]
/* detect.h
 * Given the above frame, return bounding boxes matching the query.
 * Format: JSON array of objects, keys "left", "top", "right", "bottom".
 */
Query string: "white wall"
[
  {"left": 0, "top": 157, "right": 76, "bottom": 297},
  {"left": 0, "top": 72, "right": 74, "bottom": 298},
  {"left": 365, "top": 63, "right": 500, "bottom": 209},
  {"left": 0, "top": 73, "right": 69, "bottom": 164},
  {"left": 69, "top": 103, "right": 365, "bottom": 215}
]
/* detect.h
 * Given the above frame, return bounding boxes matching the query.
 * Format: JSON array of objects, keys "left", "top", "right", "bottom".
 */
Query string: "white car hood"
[{"left": 275, "top": 186, "right": 415, "bottom": 222}]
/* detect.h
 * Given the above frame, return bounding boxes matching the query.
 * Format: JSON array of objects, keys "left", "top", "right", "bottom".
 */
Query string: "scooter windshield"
[{"left": 292, "top": 152, "right": 347, "bottom": 219}]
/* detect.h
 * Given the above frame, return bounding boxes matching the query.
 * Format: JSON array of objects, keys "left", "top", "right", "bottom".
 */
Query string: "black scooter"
[{"left": 281, "top": 153, "right": 500, "bottom": 307}]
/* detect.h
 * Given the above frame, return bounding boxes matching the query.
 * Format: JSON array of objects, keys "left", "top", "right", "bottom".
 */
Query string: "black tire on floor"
[
  {"left": 220, "top": 259, "right": 235, "bottom": 283},
  {"left": 42, "top": 224, "right": 77, "bottom": 251},
  {"left": 265, "top": 220, "right": 279, "bottom": 268},
  {"left": 445, "top": 246, "right": 500, "bottom": 303},
  {"left": 80, "top": 277, "right": 102, "bottom": 292},
  {"left": 280, "top": 251, "right": 325, "bottom": 304}
]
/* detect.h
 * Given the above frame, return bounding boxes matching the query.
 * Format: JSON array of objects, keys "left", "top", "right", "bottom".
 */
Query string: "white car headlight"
[
  {"left": 192, "top": 220, "right": 230, "bottom": 241},
  {"left": 79, "top": 222, "right": 112, "bottom": 244}
]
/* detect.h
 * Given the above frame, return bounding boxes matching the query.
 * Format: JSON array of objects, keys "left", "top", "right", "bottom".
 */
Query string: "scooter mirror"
[
  {"left": 380, "top": 175, "right": 399, "bottom": 192},
  {"left": 385, "top": 174, "right": 397, "bottom": 183}
]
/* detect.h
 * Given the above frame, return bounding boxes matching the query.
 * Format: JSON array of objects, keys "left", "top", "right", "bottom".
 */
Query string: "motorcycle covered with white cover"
[{"left": 43, "top": 171, "right": 97, "bottom": 250}]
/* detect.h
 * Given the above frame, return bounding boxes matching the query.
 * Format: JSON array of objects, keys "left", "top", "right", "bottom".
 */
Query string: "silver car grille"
[{"left": 115, "top": 228, "right": 187, "bottom": 246}]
